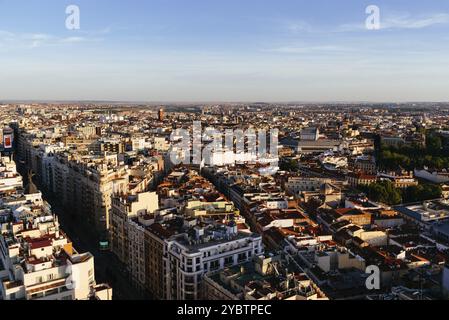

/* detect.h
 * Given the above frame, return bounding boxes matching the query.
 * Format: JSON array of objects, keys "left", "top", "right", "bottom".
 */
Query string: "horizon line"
[{"left": 2, "top": 99, "right": 449, "bottom": 105}]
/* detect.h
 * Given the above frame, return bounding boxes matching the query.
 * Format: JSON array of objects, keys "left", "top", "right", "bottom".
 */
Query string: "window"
[
  {"left": 210, "top": 260, "right": 219, "bottom": 270},
  {"left": 224, "top": 256, "right": 233, "bottom": 265},
  {"left": 46, "top": 288, "right": 59, "bottom": 296},
  {"left": 185, "top": 284, "right": 195, "bottom": 292},
  {"left": 31, "top": 292, "right": 44, "bottom": 299},
  {"left": 238, "top": 253, "right": 247, "bottom": 262}
]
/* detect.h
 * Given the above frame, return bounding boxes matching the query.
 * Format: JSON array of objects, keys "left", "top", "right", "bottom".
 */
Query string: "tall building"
[
  {"left": 158, "top": 108, "right": 165, "bottom": 122},
  {"left": 112, "top": 204, "right": 263, "bottom": 300},
  {"left": 0, "top": 216, "right": 112, "bottom": 300},
  {"left": 164, "top": 222, "right": 263, "bottom": 300},
  {"left": 16, "top": 128, "right": 159, "bottom": 237},
  {"left": 109, "top": 192, "right": 159, "bottom": 265},
  {"left": 136, "top": 211, "right": 263, "bottom": 299},
  {"left": 0, "top": 156, "right": 112, "bottom": 300},
  {"left": 1, "top": 127, "right": 14, "bottom": 154}
]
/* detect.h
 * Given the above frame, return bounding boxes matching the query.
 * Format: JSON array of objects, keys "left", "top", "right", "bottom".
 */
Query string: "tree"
[
  {"left": 377, "top": 130, "right": 449, "bottom": 171},
  {"left": 426, "top": 132, "right": 442, "bottom": 155},
  {"left": 402, "top": 184, "right": 442, "bottom": 203},
  {"left": 280, "top": 159, "right": 299, "bottom": 172},
  {"left": 361, "top": 181, "right": 402, "bottom": 205}
]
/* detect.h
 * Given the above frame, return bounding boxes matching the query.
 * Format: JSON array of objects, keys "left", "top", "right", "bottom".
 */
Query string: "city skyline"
[
  {"left": 3, "top": 102, "right": 449, "bottom": 302},
  {"left": 1, "top": 0, "right": 449, "bottom": 102},
  {"left": 2, "top": 0, "right": 449, "bottom": 307}
]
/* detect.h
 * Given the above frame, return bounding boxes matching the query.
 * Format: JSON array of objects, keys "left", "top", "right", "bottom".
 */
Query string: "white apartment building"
[
  {"left": 0, "top": 157, "right": 112, "bottom": 300},
  {"left": 285, "top": 177, "right": 332, "bottom": 195},
  {"left": 0, "top": 214, "right": 112, "bottom": 300},
  {"left": 0, "top": 156, "right": 23, "bottom": 193},
  {"left": 165, "top": 223, "right": 263, "bottom": 300}
]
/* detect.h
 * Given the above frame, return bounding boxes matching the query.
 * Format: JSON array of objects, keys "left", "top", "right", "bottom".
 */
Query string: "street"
[{"left": 48, "top": 197, "right": 150, "bottom": 300}]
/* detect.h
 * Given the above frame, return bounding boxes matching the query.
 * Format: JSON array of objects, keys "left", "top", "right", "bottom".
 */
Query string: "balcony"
[{"left": 4, "top": 280, "right": 23, "bottom": 290}]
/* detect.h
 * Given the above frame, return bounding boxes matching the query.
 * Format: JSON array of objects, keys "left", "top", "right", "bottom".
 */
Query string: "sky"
[{"left": 1, "top": 0, "right": 449, "bottom": 102}]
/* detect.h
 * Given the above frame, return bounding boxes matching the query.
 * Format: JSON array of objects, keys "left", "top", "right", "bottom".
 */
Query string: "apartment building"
[
  {"left": 203, "top": 253, "right": 328, "bottom": 300},
  {"left": 0, "top": 214, "right": 111, "bottom": 300},
  {"left": 0, "top": 156, "right": 23, "bottom": 193},
  {"left": 17, "top": 129, "right": 160, "bottom": 236},
  {"left": 164, "top": 222, "right": 263, "bottom": 300},
  {"left": 109, "top": 192, "right": 159, "bottom": 265},
  {"left": 0, "top": 156, "right": 112, "bottom": 300},
  {"left": 115, "top": 209, "right": 262, "bottom": 300},
  {"left": 285, "top": 177, "right": 332, "bottom": 195}
]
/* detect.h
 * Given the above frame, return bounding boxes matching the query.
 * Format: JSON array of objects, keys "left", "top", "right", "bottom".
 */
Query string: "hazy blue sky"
[{"left": 1, "top": 0, "right": 449, "bottom": 102}]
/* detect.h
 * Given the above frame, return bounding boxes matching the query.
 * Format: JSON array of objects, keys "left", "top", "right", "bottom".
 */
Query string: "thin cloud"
[
  {"left": 266, "top": 45, "right": 351, "bottom": 54},
  {"left": 0, "top": 30, "right": 103, "bottom": 50},
  {"left": 382, "top": 13, "right": 449, "bottom": 29},
  {"left": 285, "top": 21, "right": 314, "bottom": 33},
  {"left": 337, "top": 13, "right": 449, "bottom": 32},
  {"left": 60, "top": 36, "right": 94, "bottom": 43},
  {"left": 78, "top": 26, "right": 113, "bottom": 36}
]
